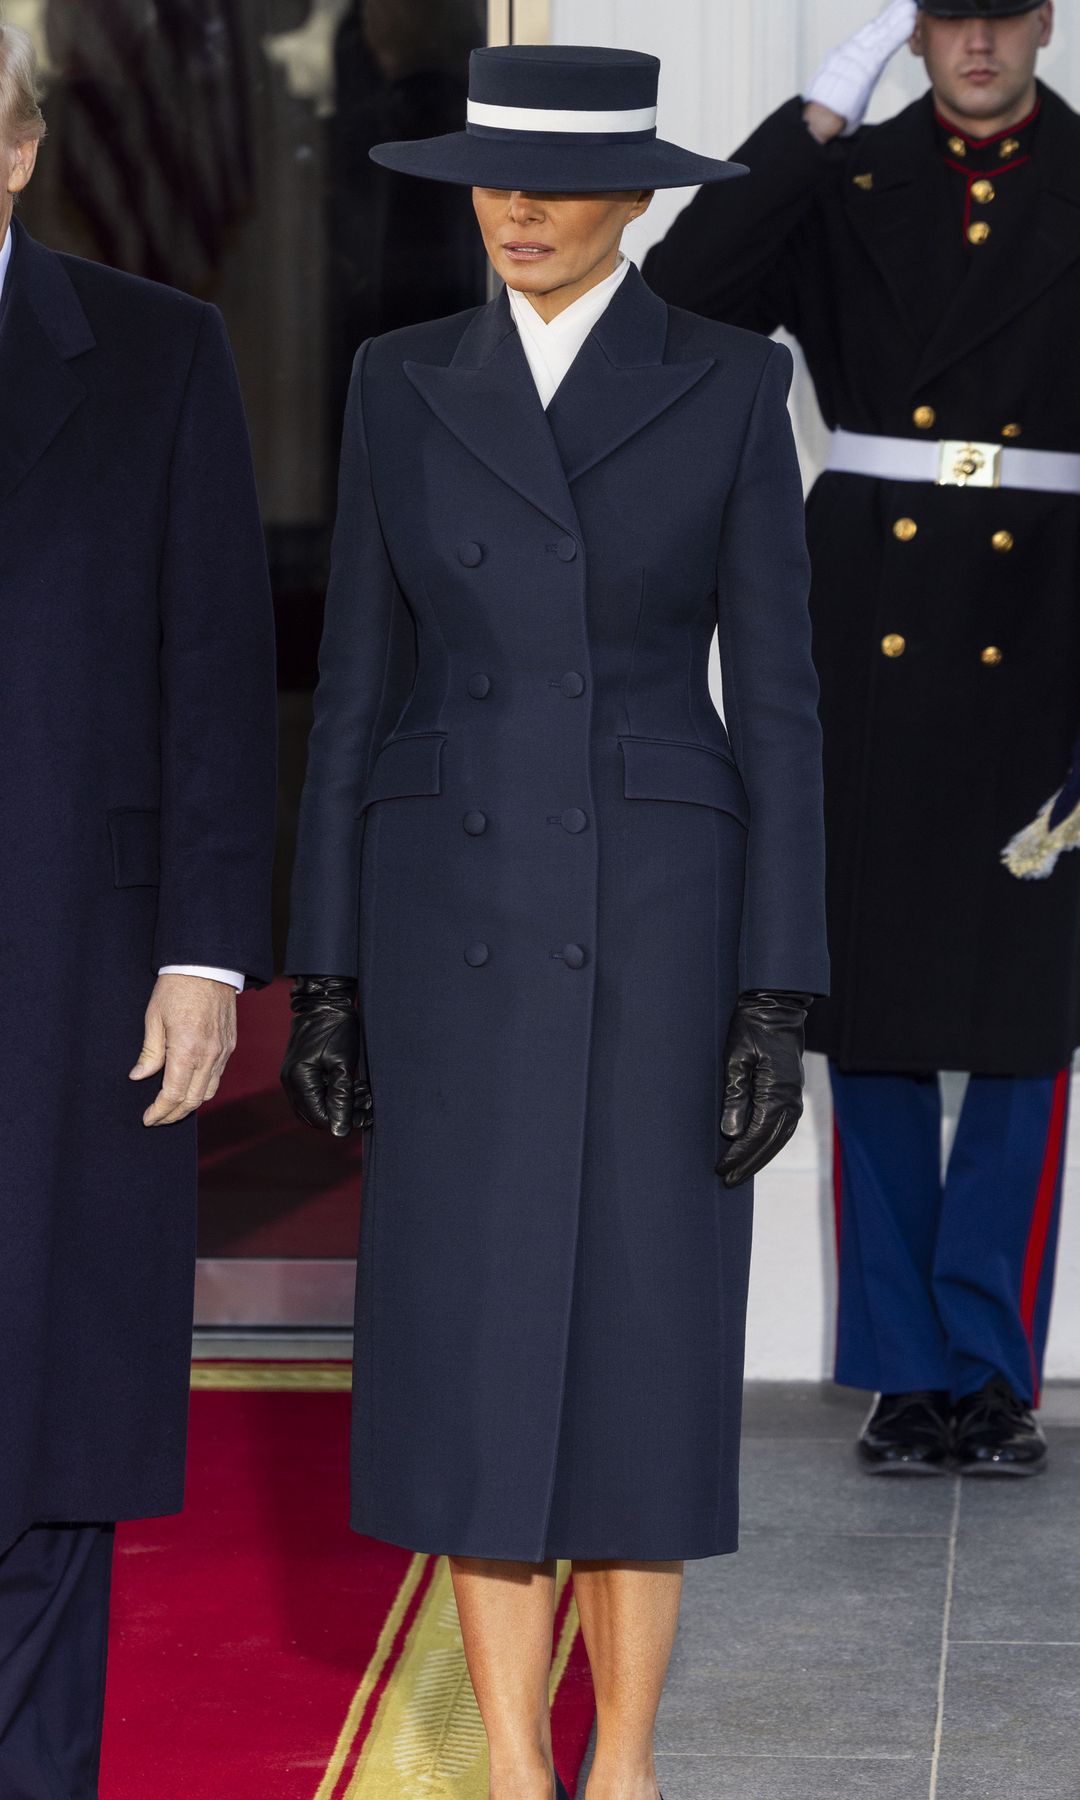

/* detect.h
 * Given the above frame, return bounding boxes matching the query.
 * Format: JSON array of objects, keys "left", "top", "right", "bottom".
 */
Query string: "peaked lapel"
[
  {"left": 842, "top": 94, "right": 950, "bottom": 358},
  {"left": 913, "top": 85, "right": 1080, "bottom": 389},
  {"left": 404, "top": 290, "right": 579, "bottom": 537},
  {"left": 0, "top": 222, "right": 95, "bottom": 504},
  {"left": 545, "top": 266, "right": 714, "bottom": 483}
]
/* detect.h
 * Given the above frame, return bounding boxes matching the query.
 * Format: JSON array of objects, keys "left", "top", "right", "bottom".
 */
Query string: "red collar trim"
[{"left": 933, "top": 95, "right": 1042, "bottom": 149}]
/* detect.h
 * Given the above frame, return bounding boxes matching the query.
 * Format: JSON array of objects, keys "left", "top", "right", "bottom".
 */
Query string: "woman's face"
[{"left": 472, "top": 187, "right": 652, "bottom": 314}]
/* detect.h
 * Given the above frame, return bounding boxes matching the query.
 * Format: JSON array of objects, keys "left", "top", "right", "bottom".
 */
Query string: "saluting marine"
[{"left": 646, "top": 0, "right": 1080, "bottom": 1475}]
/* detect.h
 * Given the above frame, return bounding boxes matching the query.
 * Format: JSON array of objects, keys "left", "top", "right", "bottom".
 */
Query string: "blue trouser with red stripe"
[{"left": 830, "top": 1066, "right": 1070, "bottom": 1405}]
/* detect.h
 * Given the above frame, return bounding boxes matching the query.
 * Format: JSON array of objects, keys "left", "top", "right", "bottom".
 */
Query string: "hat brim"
[
  {"left": 918, "top": 1, "right": 1044, "bottom": 14},
  {"left": 369, "top": 132, "right": 747, "bottom": 191}
]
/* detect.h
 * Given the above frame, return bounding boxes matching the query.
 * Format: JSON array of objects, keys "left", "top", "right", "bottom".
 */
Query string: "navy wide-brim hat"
[
  {"left": 369, "top": 45, "right": 747, "bottom": 192},
  {"left": 918, "top": 0, "right": 1045, "bottom": 14}
]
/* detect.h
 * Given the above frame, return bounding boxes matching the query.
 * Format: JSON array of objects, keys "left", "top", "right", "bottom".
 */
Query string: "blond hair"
[{"left": 0, "top": 24, "right": 45, "bottom": 147}]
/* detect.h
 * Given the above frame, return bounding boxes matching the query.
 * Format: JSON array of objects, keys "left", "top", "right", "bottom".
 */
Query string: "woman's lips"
[{"left": 502, "top": 243, "right": 555, "bottom": 261}]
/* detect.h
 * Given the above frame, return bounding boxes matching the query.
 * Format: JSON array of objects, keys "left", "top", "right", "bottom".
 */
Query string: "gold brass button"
[
  {"left": 893, "top": 517, "right": 918, "bottom": 542},
  {"left": 1001, "top": 138, "right": 1020, "bottom": 158},
  {"left": 1002, "top": 422, "right": 1022, "bottom": 439},
  {"left": 853, "top": 172, "right": 874, "bottom": 190},
  {"left": 948, "top": 135, "right": 967, "bottom": 157},
  {"left": 971, "top": 179, "right": 996, "bottom": 204},
  {"left": 882, "top": 634, "right": 906, "bottom": 658},
  {"left": 992, "top": 530, "right": 1014, "bottom": 553},
  {"left": 968, "top": 221, "right": 991, "bottom": 246},
  {"left": 913, "top": 405, "right": 936, "bottom": 430},
  {"left": 981, "top": 646, "right": 1004, "bottom": 666}
]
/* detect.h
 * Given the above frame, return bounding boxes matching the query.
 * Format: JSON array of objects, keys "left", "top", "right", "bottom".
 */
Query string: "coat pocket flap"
[
  {"left": 360, "top": 733, "right": 446, "bottom": 812},
  {"left": 619, "top": 737, "right": 749, "bottom": 827},
  {"left": 107, "top": 808, "right": 161, "bottom": 887}
]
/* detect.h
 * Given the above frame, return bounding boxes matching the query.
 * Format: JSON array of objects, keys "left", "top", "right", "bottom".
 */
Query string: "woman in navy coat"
[{"left": 284, "top": 45, "right": 828, "bottom": 1800}]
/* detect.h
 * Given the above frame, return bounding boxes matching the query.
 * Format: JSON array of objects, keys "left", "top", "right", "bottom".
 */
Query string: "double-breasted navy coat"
[
  {"left": 287, "top": 264, "right": 828, "bottom": 1561},
  {"left": 0, "top": 223, "right": 276, "bottom": 1556}
]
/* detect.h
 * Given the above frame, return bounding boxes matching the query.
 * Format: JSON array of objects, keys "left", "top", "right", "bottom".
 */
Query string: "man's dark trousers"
[{"left": 0, "top": 1526, "right": 115, "bottom": 1800}]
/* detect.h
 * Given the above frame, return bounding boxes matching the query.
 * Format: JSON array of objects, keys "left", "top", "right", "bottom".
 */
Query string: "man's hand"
[
  {"left": 804, "top": 0, "right": 918, "bottom": 137},
  {"left": 130, "top": 974, "right": 238, "bottom": 1127}
]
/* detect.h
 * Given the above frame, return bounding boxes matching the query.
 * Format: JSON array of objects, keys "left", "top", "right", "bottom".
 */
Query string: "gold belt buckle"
[{"left": 936, "top": 439, "right": 1002, "bottom": 489}]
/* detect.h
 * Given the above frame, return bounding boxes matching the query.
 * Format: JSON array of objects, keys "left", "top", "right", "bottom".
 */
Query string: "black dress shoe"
[
  {"left": 954, "top": 1376, "right": 1047, "bottom": 1476},
  {"left": 857, "top": 1390, "right": 952, "bottom": 1474}
]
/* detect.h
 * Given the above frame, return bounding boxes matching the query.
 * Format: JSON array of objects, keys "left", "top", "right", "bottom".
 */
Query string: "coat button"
[
  {"left": 971, "top": 178, "right": 995, "bottom": 204},
  {"left": 968, "top": 222, "right": 991, "bottom": 246},
  {"left": 981, "top": 645, "right": 1004, "bottom": 666},
  {"left": 881, "top": 634, "right": 906, "bottom": 658},
  {"left": 893, "top": 517, "right": 918, "bottom": 542},
  {"left": 913, "top": 405, "right": 936, "bottom": 430},
  {"left": 561, "top": 943, "right": 587, "bottom": 968},
  {"left": 1002, "top": 422, "right": 1022, "bottom": 438},
  {"left": 561, "top": 671, "right": 585, "bottom": 698},
  {"left": 1001, "top": 137, "right": 1020, "bottom": 158},
  {"left": 560, "top": 808, "right": 588, "bottom": 834},
  {"left": 947, "top": 135, "right": 967, "bottom": 157},
  {"left": 463, "top": 811, "right": 488, "bottom": 835},
  {"left": 465, "top": 942, "right": 489, "bottom": 967},
  {"left": 556, "top": 536, "right": 578, "bottom": 562},
  {"left": 992, "top": 530, "right": 1014, "bottom": 553},
  {"left": 467, "top": 672, "right": 491, "bottom": 699},
  {"left": 458, "top": 541, "right": 484, "bottom": 567}
]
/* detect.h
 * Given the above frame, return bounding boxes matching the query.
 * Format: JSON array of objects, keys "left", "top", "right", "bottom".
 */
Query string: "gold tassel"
[{"left": 1001, "top": 789, "right": 1080, "bottom": 880}]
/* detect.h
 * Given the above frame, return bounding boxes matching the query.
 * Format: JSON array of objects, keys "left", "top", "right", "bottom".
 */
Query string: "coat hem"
[{"left": 350, "top": 1514, "right": 739, "bottom": 1563}]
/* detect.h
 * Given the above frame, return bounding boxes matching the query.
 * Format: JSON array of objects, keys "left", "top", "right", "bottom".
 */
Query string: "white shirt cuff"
[{"left": 159, "top": 964, "right": 246, "bottom": 992}]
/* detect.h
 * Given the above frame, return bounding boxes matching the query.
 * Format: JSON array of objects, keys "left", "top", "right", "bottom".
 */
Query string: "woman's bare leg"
[
  {"left": 449, "top": 1556, "right": 559, "bottom": 1799},
  {"left": 572, "top": 1560, "right": 684, "bottom": 1800}
]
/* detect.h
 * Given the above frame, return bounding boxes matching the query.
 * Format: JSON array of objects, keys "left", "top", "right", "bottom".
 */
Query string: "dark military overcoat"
[
  {"left": 0, "top": 223, "right": 276, "bottom": 1556},
  {"left": 646, "top": 83, "right": 1080, "bottom": 1076},
  {"left": 287, "top": 265, "right": 828, "bottom": 1561}
]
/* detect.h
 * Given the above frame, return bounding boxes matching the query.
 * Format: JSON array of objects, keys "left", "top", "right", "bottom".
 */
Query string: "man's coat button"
[
  {"left": 561, "top": 943, "right": 587, "bottom": 968},
  {"left": 458, "top": 541, "right": 484, "bottom": 567},
  {"left": 463, "top": 811, "right": 488, "bottom": 835},
  {"left": 561, "top": 671, "right": 585, "bottom": 697},
  {"left": 556, "top": 537, "right": 578, "bottom": 562},
  {"left": 467, "top": 672, "right": 492, "bottom": 698},
  {"left": 465, "top": 943, "right": 490, "bottom": 967},
  {"left": 561, "top": 808, "right": 588, "bottom": 834}
]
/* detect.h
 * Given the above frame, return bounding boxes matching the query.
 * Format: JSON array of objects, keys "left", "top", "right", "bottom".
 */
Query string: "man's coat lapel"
[{"left": 0, "top": 222, "right": 95, "bottom": 503}]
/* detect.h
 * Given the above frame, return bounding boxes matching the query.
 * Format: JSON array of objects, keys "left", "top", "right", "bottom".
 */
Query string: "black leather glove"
[
  {"left": 280, "top": 976, "right": 374, "bottom": 1138},
  {"left": 716, "top": 990, "right": 812, "bottom": 1190}
]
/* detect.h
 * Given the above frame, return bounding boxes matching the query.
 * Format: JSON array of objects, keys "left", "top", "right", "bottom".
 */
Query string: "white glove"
[{"left": 804, "top": 0, "right": 918, "bottom": 136}]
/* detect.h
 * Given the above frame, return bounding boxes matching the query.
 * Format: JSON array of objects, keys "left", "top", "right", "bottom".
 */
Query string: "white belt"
[{"left": 826, "top": 427, "right": 1080, "bottom": 494}]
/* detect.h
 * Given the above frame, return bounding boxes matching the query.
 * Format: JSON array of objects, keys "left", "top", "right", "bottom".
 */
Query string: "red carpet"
[
  {"left": 100, "top": 1366, "right": 596, "bottom": 1798},
  {"left": 198, "top": 978, "right": 362, "bottom": 1259}
]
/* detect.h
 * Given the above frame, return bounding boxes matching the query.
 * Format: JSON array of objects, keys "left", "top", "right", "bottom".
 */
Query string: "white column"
[{"left": 550, "top": 0, "right": 1080, "bottom": 1381}]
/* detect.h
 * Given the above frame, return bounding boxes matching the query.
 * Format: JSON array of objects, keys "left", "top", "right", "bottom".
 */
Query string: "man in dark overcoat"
[
  {"left": 645, "top": 0, "right": 1080, "bottom": 1474},
  {"left": 0, "top": 27, "right": 277, "bottom": 1796}
]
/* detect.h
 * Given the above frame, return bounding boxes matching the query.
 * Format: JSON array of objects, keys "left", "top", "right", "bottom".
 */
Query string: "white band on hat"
[{"left": 467, "top": 100, "right": 657, "bottom": 134}]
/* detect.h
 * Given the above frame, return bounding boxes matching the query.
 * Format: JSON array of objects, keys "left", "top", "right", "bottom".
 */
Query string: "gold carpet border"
[
  {"left": 313, "top": 1553, "right": 430, "bottom": 1800},
  {"left": 191, "top": 1361, "right": 353, "bottom": 1391},
  {"left": 320, "top": 1560, "right": 580, "bottom": 1799}
]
